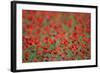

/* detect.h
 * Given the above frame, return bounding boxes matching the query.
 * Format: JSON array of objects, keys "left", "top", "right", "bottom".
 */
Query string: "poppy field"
[{"left": 22, "top": 10, "right": 91, "bottom": 63}]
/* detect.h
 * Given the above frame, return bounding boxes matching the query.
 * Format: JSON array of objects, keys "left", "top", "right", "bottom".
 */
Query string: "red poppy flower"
[
  {"left": 67, "top": 19, "right": 73, "bottom": 27},
  {"left": 23, "top": 24, "right": 28, "bottom": 32},
  {"left": 83, "top": 37, "right": 90, "bottom": 43},
  {"left": 80, "top": 44, "right": 87, "bottom": 49},
  {"left": 70, "top": 44, "right": 78, "bottom": 51},
  {"left": 61, "top": 53, "right": 65, "bottom": 58},
  {"left": 29, "top": 40, "right": 35, "bottom": 45},
  {"left": 61, "top": 39, "right": 68, "bottom": 46},
  {"left": 55, "top": 33, "right": 65, "bottom": 39},
  {"left": 34, "top": 39, "right": 40, "bottom": 45},
  {"left": 27, "top": 15, "right": 33, "bottom": 21},
  {"left": 75, "top": 25, "right": 83, "bottom": 33},
  {"left": 50, "top": 22, "right": 56, "bottom": 29},
  {"left": 33, "top": 58, "right": 38, "bottom": 62},
  {"left": 24, "top": 52, "right": 30, "bottom": 58},
  {"left": 48, "top": 38, "right": 55, "bottom": 44},
  {"left": 85, "top": 27, "right": 90, "bottom": 33},
  {"left": 43, "top": 57, "right": 48, "bottom": 61},
  {"left": 37, "top": 50, "right": 43, "bottom": 55},
  {"left": 44, "top": 26, "right": 50, "bottom": 32},
  {"left": 37, "top": 17, "right": 44, "bottom": 24},
  {"left": 42, "top": 46, "right": 48, "bottom": 51},
  {"left": 70, "top": 32, "right": 78, "bottom": 40}
]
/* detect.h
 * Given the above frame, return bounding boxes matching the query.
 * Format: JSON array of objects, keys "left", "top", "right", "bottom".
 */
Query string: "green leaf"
[
  {"left": 68, "top": 40, "right": 73, "bottom": 46},
  {"left": 28, "top": 45, "right": 37, "bottom": 52},
  {"left": 23, "top": 18, "right": 31, "bottom": 24},
  {"left": 84, "top": 32, "right": 90, "bottom": 38},
  {"left": 56, "top": 40, "right": 60, "bottom": 46},
  {"left": 36, "top": 56, "right": 42, "bottom": 61},
  {"left": 44, "top": 53, "right": 52, "bottom": 57},
  {"left": 82, "top": 41, "right": 87, "bottom": 44},
  {"left": 60, "top": 44, "right": 65, "bottom": 48},
  {"left": 29, "top": 45, "right": 36, "bottom": 49},
  {"left": 38, "top": 48, "right": 43, "bottom": 51},
  {"left": 78, "top": 46, "right": 82, "bottom": 52},
  {"left": 79, "top": 36, "right": 83, "bottom": 41},
  {"left": 56, "top": 55, "right": 62, "bottom": 60},
  {"left": 43, "top": 18, "right": 49, "bottom": 26},
  {"left": 22, "top": 52, "right": 25, "bottom": 60},
  {"left": 66, "top": 49, "right": 73, "bottom": 57},
  {"left": 29, "top": 51, "right": 37, "bottom": 61},
  {"left": 41, "top": 42, "right": 47, "bottom": 46},
  {"left": 63, "top": 24, "right": 69, "bottom": 32},
  {"left": 49, "top": 43, "right": 56, "bottom": 50},
  {"left": 69, "top": 15, "right": 77, "bottom": 31},
  {"left": 51, "top": 29, "right": 58, "bottom": 35},
  {"left": 23, "top": 31, "right": 27, "bottom": 35},
  {"left": 76, "top": 55, "right": 81, "bottom": 60}
]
